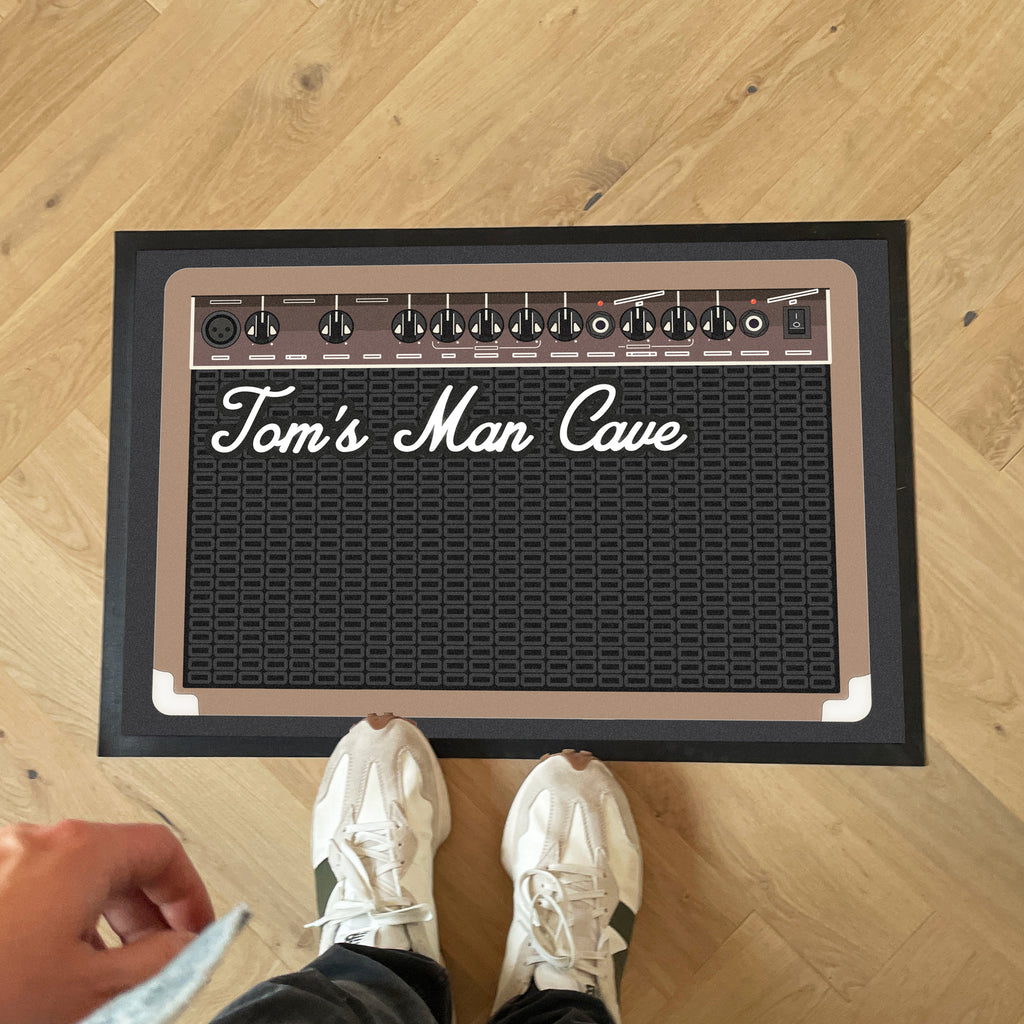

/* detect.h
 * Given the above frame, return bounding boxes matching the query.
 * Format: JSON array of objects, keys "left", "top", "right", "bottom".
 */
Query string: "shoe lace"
[
  {"left": 306, "top": 814, "right": 433, "bottom": 941},
  {"left": 520, "top": 863, "right": 609, "bottom": 987}
]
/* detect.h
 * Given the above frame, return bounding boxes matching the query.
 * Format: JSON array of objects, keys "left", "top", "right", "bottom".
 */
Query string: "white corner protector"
[
  {"left": 152, "top": 670, "right": 199, "bottom": 716},
  {"left": 821, "top": 674, "right": 872, "bottom": 722}
]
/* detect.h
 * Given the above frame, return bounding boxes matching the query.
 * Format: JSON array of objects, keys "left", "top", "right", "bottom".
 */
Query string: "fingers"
[
  {"left": 80, "top": 925, "right": 107, "bottom": 952},
  {"left": 0, "top": 821, "right": 212, "bottom": 1024},
  {"left": 57, "top": 821, "right": 215, "bottom": 936},
  {"left": 101, "top": 823, "right": 216, "bottom": 935},
  {"left": 100, "top": 888, "right": 172, "bottom": 945}
]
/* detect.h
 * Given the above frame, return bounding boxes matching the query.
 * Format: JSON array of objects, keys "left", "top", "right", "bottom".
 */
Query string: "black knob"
[
  {"left": 202, "top": 310, "right": 240, "bottom": 348},
  {"left": 739, "top": 309, "right": 769, "bottom": 337},
  {"left": 245, "top": 310, "right": 280, "bottom": 344},
  {"left": 430, "top": 308, "right": 466, "bottom": 343},
  {"left": 620, "top": 306, "right": 656, "bottom": 341},
  {"left": 548, "top": 307, "right": 583, "bottom": 342},
  {"left": 319, "top": 310, "right": 354, "bottom": 343},
  {"left": 586, "top": 311, "right": 616, "bottom": 339},
  {"left": 391, "top": 309, "right": 427, "bottom": 343},
  {"left": 509, "top": 307, "right": 544, "bottom": 342},
  {"left": 700, "top": 306, "right": 736, "bottom": 341},
  {"left": 469, "top": 308, "right": 504, "bottom": 342},
  {"left": 660, "top": 306, "right": 697, "bottom": 341}
]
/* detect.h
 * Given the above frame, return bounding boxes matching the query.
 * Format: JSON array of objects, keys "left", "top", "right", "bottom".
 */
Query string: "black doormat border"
[{"left": 100, "top": 222, "right": 923, "bottom": 764}]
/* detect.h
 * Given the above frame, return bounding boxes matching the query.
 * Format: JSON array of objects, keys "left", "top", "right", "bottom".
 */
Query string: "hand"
[{"left": 0, "top": 820, "right": 215, "bottom": 1024}]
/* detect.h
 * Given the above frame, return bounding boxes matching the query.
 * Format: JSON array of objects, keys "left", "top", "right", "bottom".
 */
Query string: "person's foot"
[
  {"left": 309, "top": 714, "right": 451, "bottom": 961},
  {"left": 493, "top": 750, "right": 642, "bottom": 1024}
]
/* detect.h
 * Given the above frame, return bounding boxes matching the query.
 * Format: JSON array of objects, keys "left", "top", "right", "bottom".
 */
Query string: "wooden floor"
[{"left": 2, "top": 0, "right": 1024, "bottom": 1021}]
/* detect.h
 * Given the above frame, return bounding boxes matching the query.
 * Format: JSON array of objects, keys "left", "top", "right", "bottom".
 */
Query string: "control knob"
[
  {"left": 700, "top": 306, "right": 736, "bottom": 341},
  {"left": 245, "top": 310, "right": 280, "bottom": 344},
  {"left": 548, "top": 307, "right": 583, "bottom": 342},
  {"left": 661, "top": 306, "right": 697, "bottom": 341},
  {"left": 430, "top": 308, "right": 466, "bottom": 343},
  {"left": 391, "top": 309, "right": 427, "bottom": 343},
  {"left": 469, "top": 308, "right": 504, "bottom": 342},
  {"left": 509, "top": 307, "right": 544, "bottom": 342},
  {"left": 319, "top": 310, "right": 354, "bottom": 343},
  {"left": 620, "top": 306, "right": 656, "bottom": 341}
]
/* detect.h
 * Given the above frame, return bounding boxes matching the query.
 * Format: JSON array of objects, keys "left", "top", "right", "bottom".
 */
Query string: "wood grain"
[
  {"left": 0, "top": 0, "right": 156, "bottom": 174},
  {"left": 912, "top": 400, "right": 1024, "bottom": 815},
  {"left": 0, "top": 0, "right": 315, "bottom": 312},
  {"left": 916, "top": 262, "right": 1024, "bottom": 470},
  {"left": 1, "top": 0, "right": 1023, "bottom": 1021},
  {"left": 668, "top": 913, "right": 829, "bottom": 1022}
]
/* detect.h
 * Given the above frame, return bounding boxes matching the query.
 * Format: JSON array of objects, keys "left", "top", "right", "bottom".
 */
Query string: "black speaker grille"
[{"left": 184, "top": 365, "right": 839, "bottom": 692}]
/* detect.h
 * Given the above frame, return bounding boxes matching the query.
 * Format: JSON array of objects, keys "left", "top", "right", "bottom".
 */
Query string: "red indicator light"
[
  {"left": 597, "top": 300, "right": 604, "bottom": 306},
  {"left": 750, "top": 298, "right": 757, "bottom": 304}
]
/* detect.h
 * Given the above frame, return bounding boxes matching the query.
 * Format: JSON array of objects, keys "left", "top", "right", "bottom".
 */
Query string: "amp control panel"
[{"left": 191, "top": 287, "right": 829, "bottom": 369}]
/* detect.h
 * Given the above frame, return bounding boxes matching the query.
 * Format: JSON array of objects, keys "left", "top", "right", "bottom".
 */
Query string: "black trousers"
[{"left": 208, "top": 944, "right": 614, "bottom": 1024}]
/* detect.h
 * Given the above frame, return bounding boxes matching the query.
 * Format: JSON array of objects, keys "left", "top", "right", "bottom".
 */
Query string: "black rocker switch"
[{"left": 784, "top": 306, "right": 810, "bottom": 338}]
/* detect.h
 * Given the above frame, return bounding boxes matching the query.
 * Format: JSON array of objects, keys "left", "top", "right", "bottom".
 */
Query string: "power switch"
[{"left": 784, "top": 306, "right": 810, "bottom": 338}]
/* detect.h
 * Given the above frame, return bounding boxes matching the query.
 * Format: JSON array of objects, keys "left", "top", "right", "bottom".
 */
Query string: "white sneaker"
[
  {"left": 493, "top": 750, "right": 643, "bottom": 1024},
  {"left": 308, "top": 714, "right": 451, "bottom": 961}
]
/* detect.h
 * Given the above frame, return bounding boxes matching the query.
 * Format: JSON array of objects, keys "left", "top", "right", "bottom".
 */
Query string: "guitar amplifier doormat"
[{"left": 100, "top": 224, "right": 923, "bottom": 763}]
